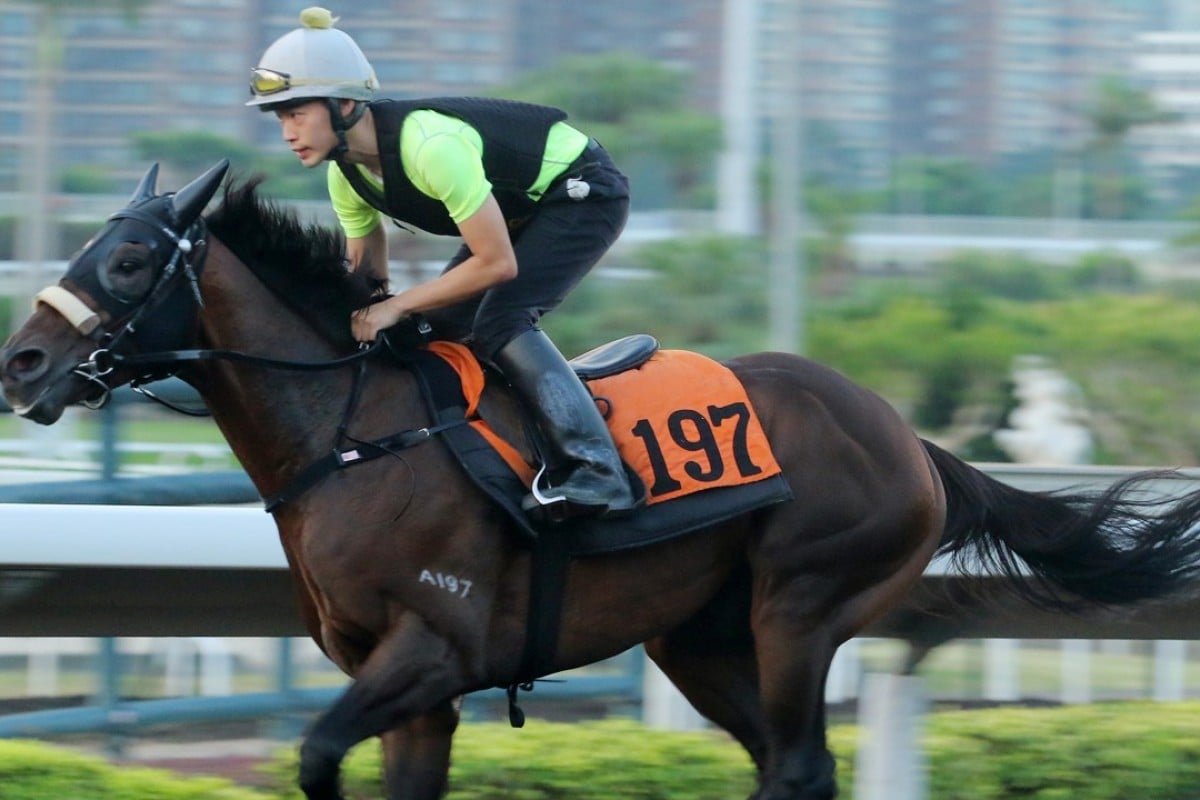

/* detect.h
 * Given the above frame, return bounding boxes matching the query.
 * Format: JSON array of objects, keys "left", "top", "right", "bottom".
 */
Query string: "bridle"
[
  {"left": 35, "top": 160, "right": 390, "bottom": 415},
  {"left": 73, "top": 214, "right": 210, "bottom": 407}
]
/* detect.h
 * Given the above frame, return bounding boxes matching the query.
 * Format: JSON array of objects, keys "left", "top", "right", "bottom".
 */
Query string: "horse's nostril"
[{"left": 4, "top": 347, "right": 49, "bottom": 382}]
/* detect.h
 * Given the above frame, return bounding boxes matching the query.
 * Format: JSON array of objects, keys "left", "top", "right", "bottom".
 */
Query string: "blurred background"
[
  {"left": 0, "top": 0, "right": 1199, "bottom": 794},
  {"left": 4, "top": 0, "right": 1200, "bottom": 465}
]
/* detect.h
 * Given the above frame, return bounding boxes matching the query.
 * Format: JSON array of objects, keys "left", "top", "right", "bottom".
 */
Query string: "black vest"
[{"left": 337, "top": 97, "right": 569, "bottom": 236}]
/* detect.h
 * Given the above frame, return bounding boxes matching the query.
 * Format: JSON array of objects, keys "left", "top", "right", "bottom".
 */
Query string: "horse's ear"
[
  {"left": 129, "top": 163, "right": 160, "bottom": 205},
  {"left": 170, "top": 159, "right": 230, "bottom": 227}
]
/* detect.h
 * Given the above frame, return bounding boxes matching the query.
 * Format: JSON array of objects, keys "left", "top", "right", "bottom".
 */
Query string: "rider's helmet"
[{"left": 247, "top": 7, "right": 378, "bottom": 158}]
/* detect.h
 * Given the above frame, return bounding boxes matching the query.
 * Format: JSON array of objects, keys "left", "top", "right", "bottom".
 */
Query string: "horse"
[{"left": 4, "top": 160, "right": 1200, "bottom": 800}]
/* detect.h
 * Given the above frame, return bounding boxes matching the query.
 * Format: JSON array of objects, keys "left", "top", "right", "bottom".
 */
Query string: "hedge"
[
  {"left": 921, "top": 702, "right": 1200, "bottom": 800},
  {"left": 260, "top": 719, "right": 759, "bottom": 800},
  {"left": 2, "top": 702, "right": 1198, "bottom": 799},
  {"left": 0, "top": 738, "right": 266, "bottom": 800}
]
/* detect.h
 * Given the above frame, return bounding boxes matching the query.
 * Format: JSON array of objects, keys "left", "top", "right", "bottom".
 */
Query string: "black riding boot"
[{"left": 493, "top": 329, "right": 638, "bottom": 519}]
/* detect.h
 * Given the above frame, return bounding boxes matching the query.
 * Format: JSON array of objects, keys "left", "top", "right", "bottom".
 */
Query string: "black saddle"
[{"left": 568, "top": 334, "right": 659, "bottom": 380}]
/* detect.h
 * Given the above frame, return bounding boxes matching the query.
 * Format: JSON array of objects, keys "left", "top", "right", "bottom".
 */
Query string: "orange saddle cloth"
[{"left": 426, "top": 342, "right": 783, "bottom": 507}]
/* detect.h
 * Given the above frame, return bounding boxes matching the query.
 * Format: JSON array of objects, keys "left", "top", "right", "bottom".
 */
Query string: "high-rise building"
[
  {"left": 0, "top": 0, "right": 1186, "bottom": 201},
  {"left": 788, "top": 0, "right": 894, "bottom": 186},
  {"left": 1130, "top": 31, "right": 1200, "bottom": 205},
  {"left": 1158, "top": 0, "right": 1200, "bottom": 30},
  {"left": 1, "top": 0, "right": 525, "bottom": 191},
  {"left": 512, "top": 1, "right": 723, "bottom": 112},
  {"left": 890, "top": 0, "right": 1143, "bottom": 169},
  {"left": 1, "top": 1, "right": 255, "bottom": 191}
]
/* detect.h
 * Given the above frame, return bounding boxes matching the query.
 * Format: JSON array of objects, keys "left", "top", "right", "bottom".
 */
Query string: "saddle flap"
[{"left": 569, "top": 334, "right": 659, "bottom": 380}]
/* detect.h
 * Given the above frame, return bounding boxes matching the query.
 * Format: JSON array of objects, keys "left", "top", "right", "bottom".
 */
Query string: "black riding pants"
[{"left": 423, "top": 141, "right": 630, "bottom": 363}]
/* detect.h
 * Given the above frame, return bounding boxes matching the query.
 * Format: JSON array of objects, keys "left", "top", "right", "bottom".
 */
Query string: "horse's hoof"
[
  {"left": 298, "top": 744, "right": 345, "bottom": 800},
  {"left": 299, "top": 785, "right": 344, "bottom": 800}
]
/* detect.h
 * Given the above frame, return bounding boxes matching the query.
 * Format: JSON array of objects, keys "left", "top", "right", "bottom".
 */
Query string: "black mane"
[{"left": 204, "top": 176, "right": 383, "bottom": 348}]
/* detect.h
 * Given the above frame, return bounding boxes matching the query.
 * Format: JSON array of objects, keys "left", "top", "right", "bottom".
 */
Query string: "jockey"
[{"left": 247, "top": 7, "right": 637, "bottom": 519}]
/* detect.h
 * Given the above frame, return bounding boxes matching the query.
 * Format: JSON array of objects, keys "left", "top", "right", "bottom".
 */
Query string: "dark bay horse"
[{"left": 4, "top": 161, "right": 1200, "bottom": 800}]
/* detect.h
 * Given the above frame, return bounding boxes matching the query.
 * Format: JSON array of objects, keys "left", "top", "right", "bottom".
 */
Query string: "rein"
[
  {"left": 96, "top": 333, "right": 471, "bottom": 512},
  {"left": 92, "top": 327, "right": 470, "bottom": 513},
  {"left": 108, "top": 339, "right": 386, "bottom": 416},
  {"left": 103, "top": 336, "right": 384, "bottom": 374}
]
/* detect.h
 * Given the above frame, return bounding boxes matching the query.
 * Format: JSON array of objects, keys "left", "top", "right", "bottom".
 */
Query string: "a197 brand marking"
[{"left": 419, "top": 569, "right": 473, "bottom": 598}]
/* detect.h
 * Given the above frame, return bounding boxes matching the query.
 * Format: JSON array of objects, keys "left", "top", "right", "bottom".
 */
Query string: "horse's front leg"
[
  {"left": 298, "top": 616, "right": 475, "bottom": 800},
  {"left": 379, "top": 699, "right": 460, "bottom": 800}
]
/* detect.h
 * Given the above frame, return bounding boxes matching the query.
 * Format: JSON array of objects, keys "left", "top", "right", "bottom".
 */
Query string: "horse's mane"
[{"left": 204, "top": 176, "right": 384, "bottom": 348}]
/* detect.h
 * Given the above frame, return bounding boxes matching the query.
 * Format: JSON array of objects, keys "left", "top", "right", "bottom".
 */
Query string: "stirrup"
[
  {"left": 522, "top": 464, "right": 609, "bottom": 523},
  {"left": 529, "top": 464, "right": 568, "bottom": 507}
]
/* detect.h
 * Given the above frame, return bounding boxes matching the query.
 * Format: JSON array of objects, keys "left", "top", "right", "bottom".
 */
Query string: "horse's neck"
[{"left": 190, "top": 239, "right": 421, "bottom": 498}]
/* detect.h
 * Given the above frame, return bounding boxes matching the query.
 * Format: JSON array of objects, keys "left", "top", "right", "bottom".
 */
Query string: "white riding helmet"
[{"left": 247, "top": 7, "right": 379, "bottom": 108}]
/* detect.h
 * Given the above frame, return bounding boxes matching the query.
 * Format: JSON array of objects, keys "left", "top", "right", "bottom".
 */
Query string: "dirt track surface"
[{"left": 66, "top": 731, "right": 290, "bottom": 789}]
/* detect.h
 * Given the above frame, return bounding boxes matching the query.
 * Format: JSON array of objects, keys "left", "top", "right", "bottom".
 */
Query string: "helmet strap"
[{"left": 325, "top": 98, "right": 366, "bottom": 162}]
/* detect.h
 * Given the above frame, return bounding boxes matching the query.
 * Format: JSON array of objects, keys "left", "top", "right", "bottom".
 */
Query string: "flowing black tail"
[{"left": 922, "top": 439, "right": 1200, "bottom": 610}]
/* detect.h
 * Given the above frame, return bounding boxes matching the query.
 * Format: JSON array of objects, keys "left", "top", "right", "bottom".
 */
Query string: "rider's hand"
[{"left": 351, "top": 296, "right": 408, "bottom": 343}]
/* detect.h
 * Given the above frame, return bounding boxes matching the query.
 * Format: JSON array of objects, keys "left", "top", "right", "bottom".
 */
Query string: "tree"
[
  {"left": 804, "top": 181, "right": 866, "bottom": 297},
  {"left": 132, "top": 131, "right": 258, "bottom": 177},
  {"left": 1083, "top": 75, "right": 1179, "bottom": 219},
  {"left": 495, "top": 54, "right": 721, "bottom": 209},
  {"left": 131, "top": 130, "right": 327, "bottom": 200},
  {"left": 545, "top": 237, "right": 768, "bottom": 361},
  {"left": 886, "top": 157, "right": 995, "bottom": 216}
]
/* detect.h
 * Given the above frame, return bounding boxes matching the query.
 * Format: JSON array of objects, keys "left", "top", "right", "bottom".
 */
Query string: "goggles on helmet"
[
  {"left": 249, "top": 67, "right": 376, "bottom": 99},
  {"left": 250, "top": 67, "right": 339, "bottom": 97}
]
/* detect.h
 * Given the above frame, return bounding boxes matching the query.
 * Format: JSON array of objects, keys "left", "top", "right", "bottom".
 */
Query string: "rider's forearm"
[{"left": 346, "top": 224, "right": 389, "bottom": 285}]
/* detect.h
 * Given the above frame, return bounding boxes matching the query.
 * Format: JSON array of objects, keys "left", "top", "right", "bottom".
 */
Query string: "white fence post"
[
  {"left": 1152, "top": 640, "right": 1186, "bottom": 702},
  {"left": 1060, "top": 640, "right": 1091, "bottom": 704},
  {"left": 983, "top": 638, "right": 1020, "bottom": 701},
  {"left": 27, "top": 651, "right": 58, "bottom": 696},
  {"left": 826, "top": 638, "right": 861, "bottom": 704},
  {"left": 196, "top": 638, "right": 233, "bottom": 696},
  {"left": 163, "top": 639, "right": 196, "bottom": 696},
  {"left": 641, "top": 653, "right": 706, "bottom": 730},
  {"left": 854, "top": 673, "right": 928, "bottom": 800}
]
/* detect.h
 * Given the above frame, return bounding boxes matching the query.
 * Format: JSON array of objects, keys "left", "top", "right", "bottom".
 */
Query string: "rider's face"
[{"left": 275, "top": 100, "right": 336, "bottom": 167}]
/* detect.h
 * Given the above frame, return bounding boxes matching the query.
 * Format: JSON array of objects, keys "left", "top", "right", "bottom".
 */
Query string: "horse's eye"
[{"left": 102, "top": 252, "right": 155, "bottom": 303}]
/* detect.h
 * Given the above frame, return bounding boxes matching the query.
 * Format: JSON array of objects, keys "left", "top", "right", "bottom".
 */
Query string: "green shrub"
[
  {"left": 260, "top": 704, "right": 1199, "bottom": 800},
  {"left": 4, "top": 703, "right": 1198, "bottom": 799},
  {"left": 262, "top": 719, "right": 759, "bottom": 800},
  {"left": 923, "top": 702, "right": 1200, "bottom": 800},
  {"left": 0, "top": 739, "right": 266, "bottom": 800}
]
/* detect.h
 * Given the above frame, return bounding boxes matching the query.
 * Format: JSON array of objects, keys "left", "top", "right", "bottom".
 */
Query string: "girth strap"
[{"left": 262, "top": 417, "right": 469, "bottom": 513}]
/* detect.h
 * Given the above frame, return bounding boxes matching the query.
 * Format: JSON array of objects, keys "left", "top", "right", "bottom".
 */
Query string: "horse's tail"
[{"left": 921, "top": 438, "right": 1200, "bottom": 610}]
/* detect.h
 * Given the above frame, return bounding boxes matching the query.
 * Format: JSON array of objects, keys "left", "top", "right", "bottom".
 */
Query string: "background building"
[
  {"left": 0, "top": 0, "right": 1196, "bottom": 198},
  {"left": 1131, "top": 31, "right": 1200, "bottom": 207},
  {"left": 890, "top": 1, "right": 1142, "bottom": 166}
]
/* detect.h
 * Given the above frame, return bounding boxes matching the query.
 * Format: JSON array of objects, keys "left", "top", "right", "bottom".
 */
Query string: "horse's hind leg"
[
  {"left": 643, "top": 577, "right": 770, "bottom": 776},
  {"left": 646, "top": 607, "right": 836, "bottom": 800},
  {"left": 752, "top": 624, "right": 840, "bottom": 800},
  {"left": 751, "top": 516, "right": 942, "bottom": 798}
]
